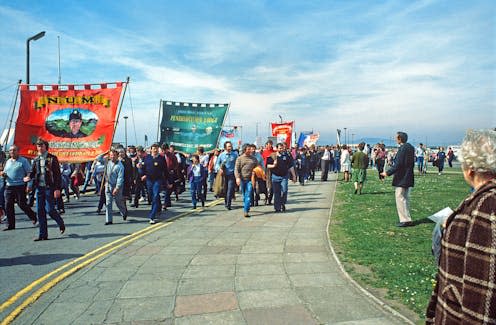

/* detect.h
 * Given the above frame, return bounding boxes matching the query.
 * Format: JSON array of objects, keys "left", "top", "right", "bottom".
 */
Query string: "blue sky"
[{"left": 0, "top": 0, "right": 494, "bottom": 147}]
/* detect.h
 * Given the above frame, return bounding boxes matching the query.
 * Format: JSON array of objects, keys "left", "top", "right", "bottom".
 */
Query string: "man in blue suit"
[{"left": 381, "top": 131, "right": 416, "bottom": 227}]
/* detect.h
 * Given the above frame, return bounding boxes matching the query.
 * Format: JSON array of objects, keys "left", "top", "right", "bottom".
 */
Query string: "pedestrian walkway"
[{"left": 12, "top": 174, "right": 411, "bottom": 324}]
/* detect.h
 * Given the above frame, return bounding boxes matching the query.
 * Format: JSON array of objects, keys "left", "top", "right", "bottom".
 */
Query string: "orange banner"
[
  {"left": 271, "top": 121, "right": 294, "bottom": 148},
  {"left": 14, "top": 83, "right": 124, "bottom": 162}
]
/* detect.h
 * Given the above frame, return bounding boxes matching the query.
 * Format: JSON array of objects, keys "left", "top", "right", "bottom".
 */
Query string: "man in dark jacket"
[
  {"left": 141, "top": 143, "right": 168, "bottom": 224},
  {"left": 381, "top": 131, "right": 415, "bottom": 227},
  {"left": 25, "top": 138, "right": 66, "bottom": 240}
]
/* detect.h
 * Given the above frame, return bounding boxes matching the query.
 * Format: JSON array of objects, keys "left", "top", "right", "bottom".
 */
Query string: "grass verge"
[{"left": 329, "top": 167, "right": 468, "bottom": 322}]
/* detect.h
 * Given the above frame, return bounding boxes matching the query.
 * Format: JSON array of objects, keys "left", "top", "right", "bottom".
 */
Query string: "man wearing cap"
[
  {"left": 24, "top": 138, "right": 66, "bottom": 240},
  {"left": 62, "top": 109, "right": 87, "bottom": 138}
]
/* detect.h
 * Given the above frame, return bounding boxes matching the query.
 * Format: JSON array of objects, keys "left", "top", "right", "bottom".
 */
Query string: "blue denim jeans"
[
  {"left": 240, "top": 179, "right": 253, "bottom": 212},
  {"left": 190, "top": 176, "right": 202, "bottom": 208},
  {"left": 224, "top": 174, "right": 236, "bottom": 208},
  {"left": 81, "top": 166, "right": 92, "bottom": 192},
  {"left": 146, "top": 179, "right": 162, "bottom": 219},
  {"left": 271, "top": 175, "right": 288, "bottom": 211},
  {"left": 36, "top": 187, "right": 64, "bottom": 238}
]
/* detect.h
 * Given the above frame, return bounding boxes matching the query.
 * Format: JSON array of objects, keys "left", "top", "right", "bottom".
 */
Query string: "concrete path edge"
[{"left": 325, "top": 179, "right": 416, "bottom": 325}]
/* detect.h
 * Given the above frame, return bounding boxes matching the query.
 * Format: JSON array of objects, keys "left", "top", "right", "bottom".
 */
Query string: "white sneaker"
[
  {"left": 149, "top": 219, "right": 156, "bottom": 224},
  {"left": 139, "top": 197, "right": 145, "bottom": 202}
]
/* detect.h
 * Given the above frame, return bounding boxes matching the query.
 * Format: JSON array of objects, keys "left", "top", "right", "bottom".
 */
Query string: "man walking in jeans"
[
  {"left": 235, "top": 144, "right": 258, "bottom": 218},
  {"left": 141, "top": 143, "right": 168, "bottom": 224},
  {"left": 381, "top": 131, "right": 416, "bottom": 227},
  {"left": 267, "top": 143, "right": 297, "bottom": 212},
  {"left": 25, "top": 138, "right": 65, "bottom": 241},
  {"left": 215, "top": 141, "right": 238, "bottom": 210}
]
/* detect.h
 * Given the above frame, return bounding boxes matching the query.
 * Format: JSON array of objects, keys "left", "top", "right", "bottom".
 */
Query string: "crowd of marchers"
[
  {"left": 0, "top": 133, "right": 472, "bottom": 239},
  {"left": 0, "top": 129, "right": 495, "bottom": 324}
]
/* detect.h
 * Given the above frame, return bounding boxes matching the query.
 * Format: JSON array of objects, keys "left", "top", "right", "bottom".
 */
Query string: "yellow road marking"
[
  {"left": 1, "top": 220, "right": 173, "bottom": 325},
  {"left": 0, "top": 198, "right": 223, "bottom": 324}
]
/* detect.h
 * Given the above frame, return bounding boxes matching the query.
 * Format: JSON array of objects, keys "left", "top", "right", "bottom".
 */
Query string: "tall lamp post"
[
  {"left": 344, "top": 127, "right": 347, "bottom": 145},
  {"left": 26, "top": 31, "right": 46, "bottom": 84},
  {"left": 352, "top": 133, "right": 355, "bottom": 147},
  {"left": 123, "top": 116, "right": 128, "bottom": 148}
]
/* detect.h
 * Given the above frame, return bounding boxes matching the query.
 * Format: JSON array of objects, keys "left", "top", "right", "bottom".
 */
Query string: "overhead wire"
[
  {"left": 126, "top": 83, "right": 138, "bottom": 145},
  {"left": 1, "top": 83, "right": 20, "bottom": 148},
  {"left": 0, "top": 82, "right": 19, "bottom": 94}
]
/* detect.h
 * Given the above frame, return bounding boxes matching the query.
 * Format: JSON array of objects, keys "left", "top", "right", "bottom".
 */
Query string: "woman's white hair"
[{"left": 459, "top": 129, "right": 496, "bottom": 173}]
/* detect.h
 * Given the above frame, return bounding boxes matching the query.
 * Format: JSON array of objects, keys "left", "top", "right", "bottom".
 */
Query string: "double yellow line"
[{"left": 0, "top": 198, "right": 223, "bottom": 325}]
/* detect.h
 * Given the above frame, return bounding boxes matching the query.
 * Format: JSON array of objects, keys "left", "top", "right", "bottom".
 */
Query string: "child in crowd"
[
  {"left": 252, "top": 164, "right": 267, "bottom": 206},
  {"left": 187, "top": 155, "right": 207, "bottom": 209}
]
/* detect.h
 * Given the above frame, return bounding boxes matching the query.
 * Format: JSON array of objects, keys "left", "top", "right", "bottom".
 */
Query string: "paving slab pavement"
[{"left": 12, "top": 174, "right": 412, "bottom": 324}]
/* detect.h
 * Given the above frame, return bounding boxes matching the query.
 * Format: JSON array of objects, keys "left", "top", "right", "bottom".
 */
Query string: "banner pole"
[
  {"left": 216, "top": 102, "right": 230, "bottom": 149},
  {"left": 110, "top": 76, "right": 130, "bottom": 147},
  {"left": 157, "top": 99, "right": 162, "bottom": 143},
  {"left": 3, "top": 80, "right": 22, "bottom": 151}
]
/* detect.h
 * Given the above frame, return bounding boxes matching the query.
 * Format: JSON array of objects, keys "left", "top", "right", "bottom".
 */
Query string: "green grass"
[{"left": 329, "top": 167, "right": 468, "bottom": 321}]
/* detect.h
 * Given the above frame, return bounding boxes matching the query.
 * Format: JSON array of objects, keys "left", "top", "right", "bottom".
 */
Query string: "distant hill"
[{"left": 356, "top": 137, "right": 397, "bottom": 147}]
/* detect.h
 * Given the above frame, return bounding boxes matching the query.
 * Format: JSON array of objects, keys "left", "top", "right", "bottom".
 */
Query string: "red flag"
[
  {"left": 15, "top": 83, "right": 124, "bottom": 162},
  {"left": 271, "top": 121, "right": 294, "bottom": 148}
]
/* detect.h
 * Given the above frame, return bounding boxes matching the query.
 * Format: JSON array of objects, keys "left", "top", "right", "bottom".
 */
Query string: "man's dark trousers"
[{"left": 5, "top": 185, "right": 36, "bottom": 228}]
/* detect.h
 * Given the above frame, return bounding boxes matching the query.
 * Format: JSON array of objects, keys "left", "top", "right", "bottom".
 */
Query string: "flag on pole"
[
  {"left": 15, "top": 82, "right": 125, "bottom": 162},
  {"left": 270, "top": 121, "right": 294, "bottom": 148},
  {"left": 159, "top": 101, "right": 229, "bottom": 154}
]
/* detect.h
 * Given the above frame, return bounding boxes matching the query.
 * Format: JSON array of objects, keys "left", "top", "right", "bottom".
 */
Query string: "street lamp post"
[
  {"left": 26, "top": 31, "right": 46, "bottom": 84},
  {"left": 352, "top": 133, "right": 355, "bottom": 147},
  {"left": 344, "top": 127, "right": 347, "bottom": 145},
  {"left": 123, "top": 116, "right": 128, "bottom": 148}
]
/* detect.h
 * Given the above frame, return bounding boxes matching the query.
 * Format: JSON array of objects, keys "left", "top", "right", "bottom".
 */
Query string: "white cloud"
[{"left": 0, "top": 1, "right": 494, "bottom": 147}]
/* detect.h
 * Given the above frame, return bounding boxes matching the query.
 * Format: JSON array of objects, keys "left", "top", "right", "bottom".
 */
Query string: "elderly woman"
[{"left": 426, "top": 129, "right": 496, "bottom": 324}]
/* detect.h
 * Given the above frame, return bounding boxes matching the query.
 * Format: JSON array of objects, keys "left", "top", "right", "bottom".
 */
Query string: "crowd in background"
[{"left": 0, "top": 137, "right": 457, "bottom": 236}]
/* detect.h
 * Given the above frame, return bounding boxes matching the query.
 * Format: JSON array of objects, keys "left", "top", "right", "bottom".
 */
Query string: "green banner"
[{"left": 159, "top": 101, "right": 229, "bottom": 154}]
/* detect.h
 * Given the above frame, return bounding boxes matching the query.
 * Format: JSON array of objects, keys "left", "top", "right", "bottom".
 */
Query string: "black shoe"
[
  {"left": 201, "top": 201, "right": 205, "bottom": 207},
  {"left": 354, "top": 189, "right": 358, "bottom": 194},
  {"left": 59, "top": 224, "right": 66, "bottom": 234},
  {"left": 281, "top": 204, "right": 286, "bottom": 212},
  {"left": 225, "top": 205, "right": 232, "bottom": 210},
  {"left": 3, "top": 227, "right": 15, "bottom": 231},
  {"left": 34, "top": 237, "right": 48, "bottom": 241},
  {"left": 123, "top": 214, "right": 127, "bottom": 221},
  {"left": 31, "top": 214, "right": 38, "bottom": 224},
  {"left": 396, "top": 221, "right": 415, "bottom": 227},
  {"left": 274, "top": 210, "right": 282, "bottom": 213},
  {"left": 244, "top": 212, "right": 250, "bottom": 218},
  {"left": 96, "top": 209, "right": 102, "bottom": 215},
  {"left": 105, "top": 221, "right": 113, "bottom": 225},
  {"left": 134, "top": 203, "right": 139, "bottom": 208}
]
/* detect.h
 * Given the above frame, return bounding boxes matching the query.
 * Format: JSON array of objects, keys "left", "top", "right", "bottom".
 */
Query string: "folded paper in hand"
[{"left": 427, "top": 207, "right": 454, "bottom": 224}]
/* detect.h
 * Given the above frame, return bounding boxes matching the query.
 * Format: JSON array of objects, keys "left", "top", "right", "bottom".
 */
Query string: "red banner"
[
  {"left": 271, "top": 121, "right": 294, "bottom": 148},
  {"left": 15, "top": 83, "right": 124, "bottom": 162}
]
